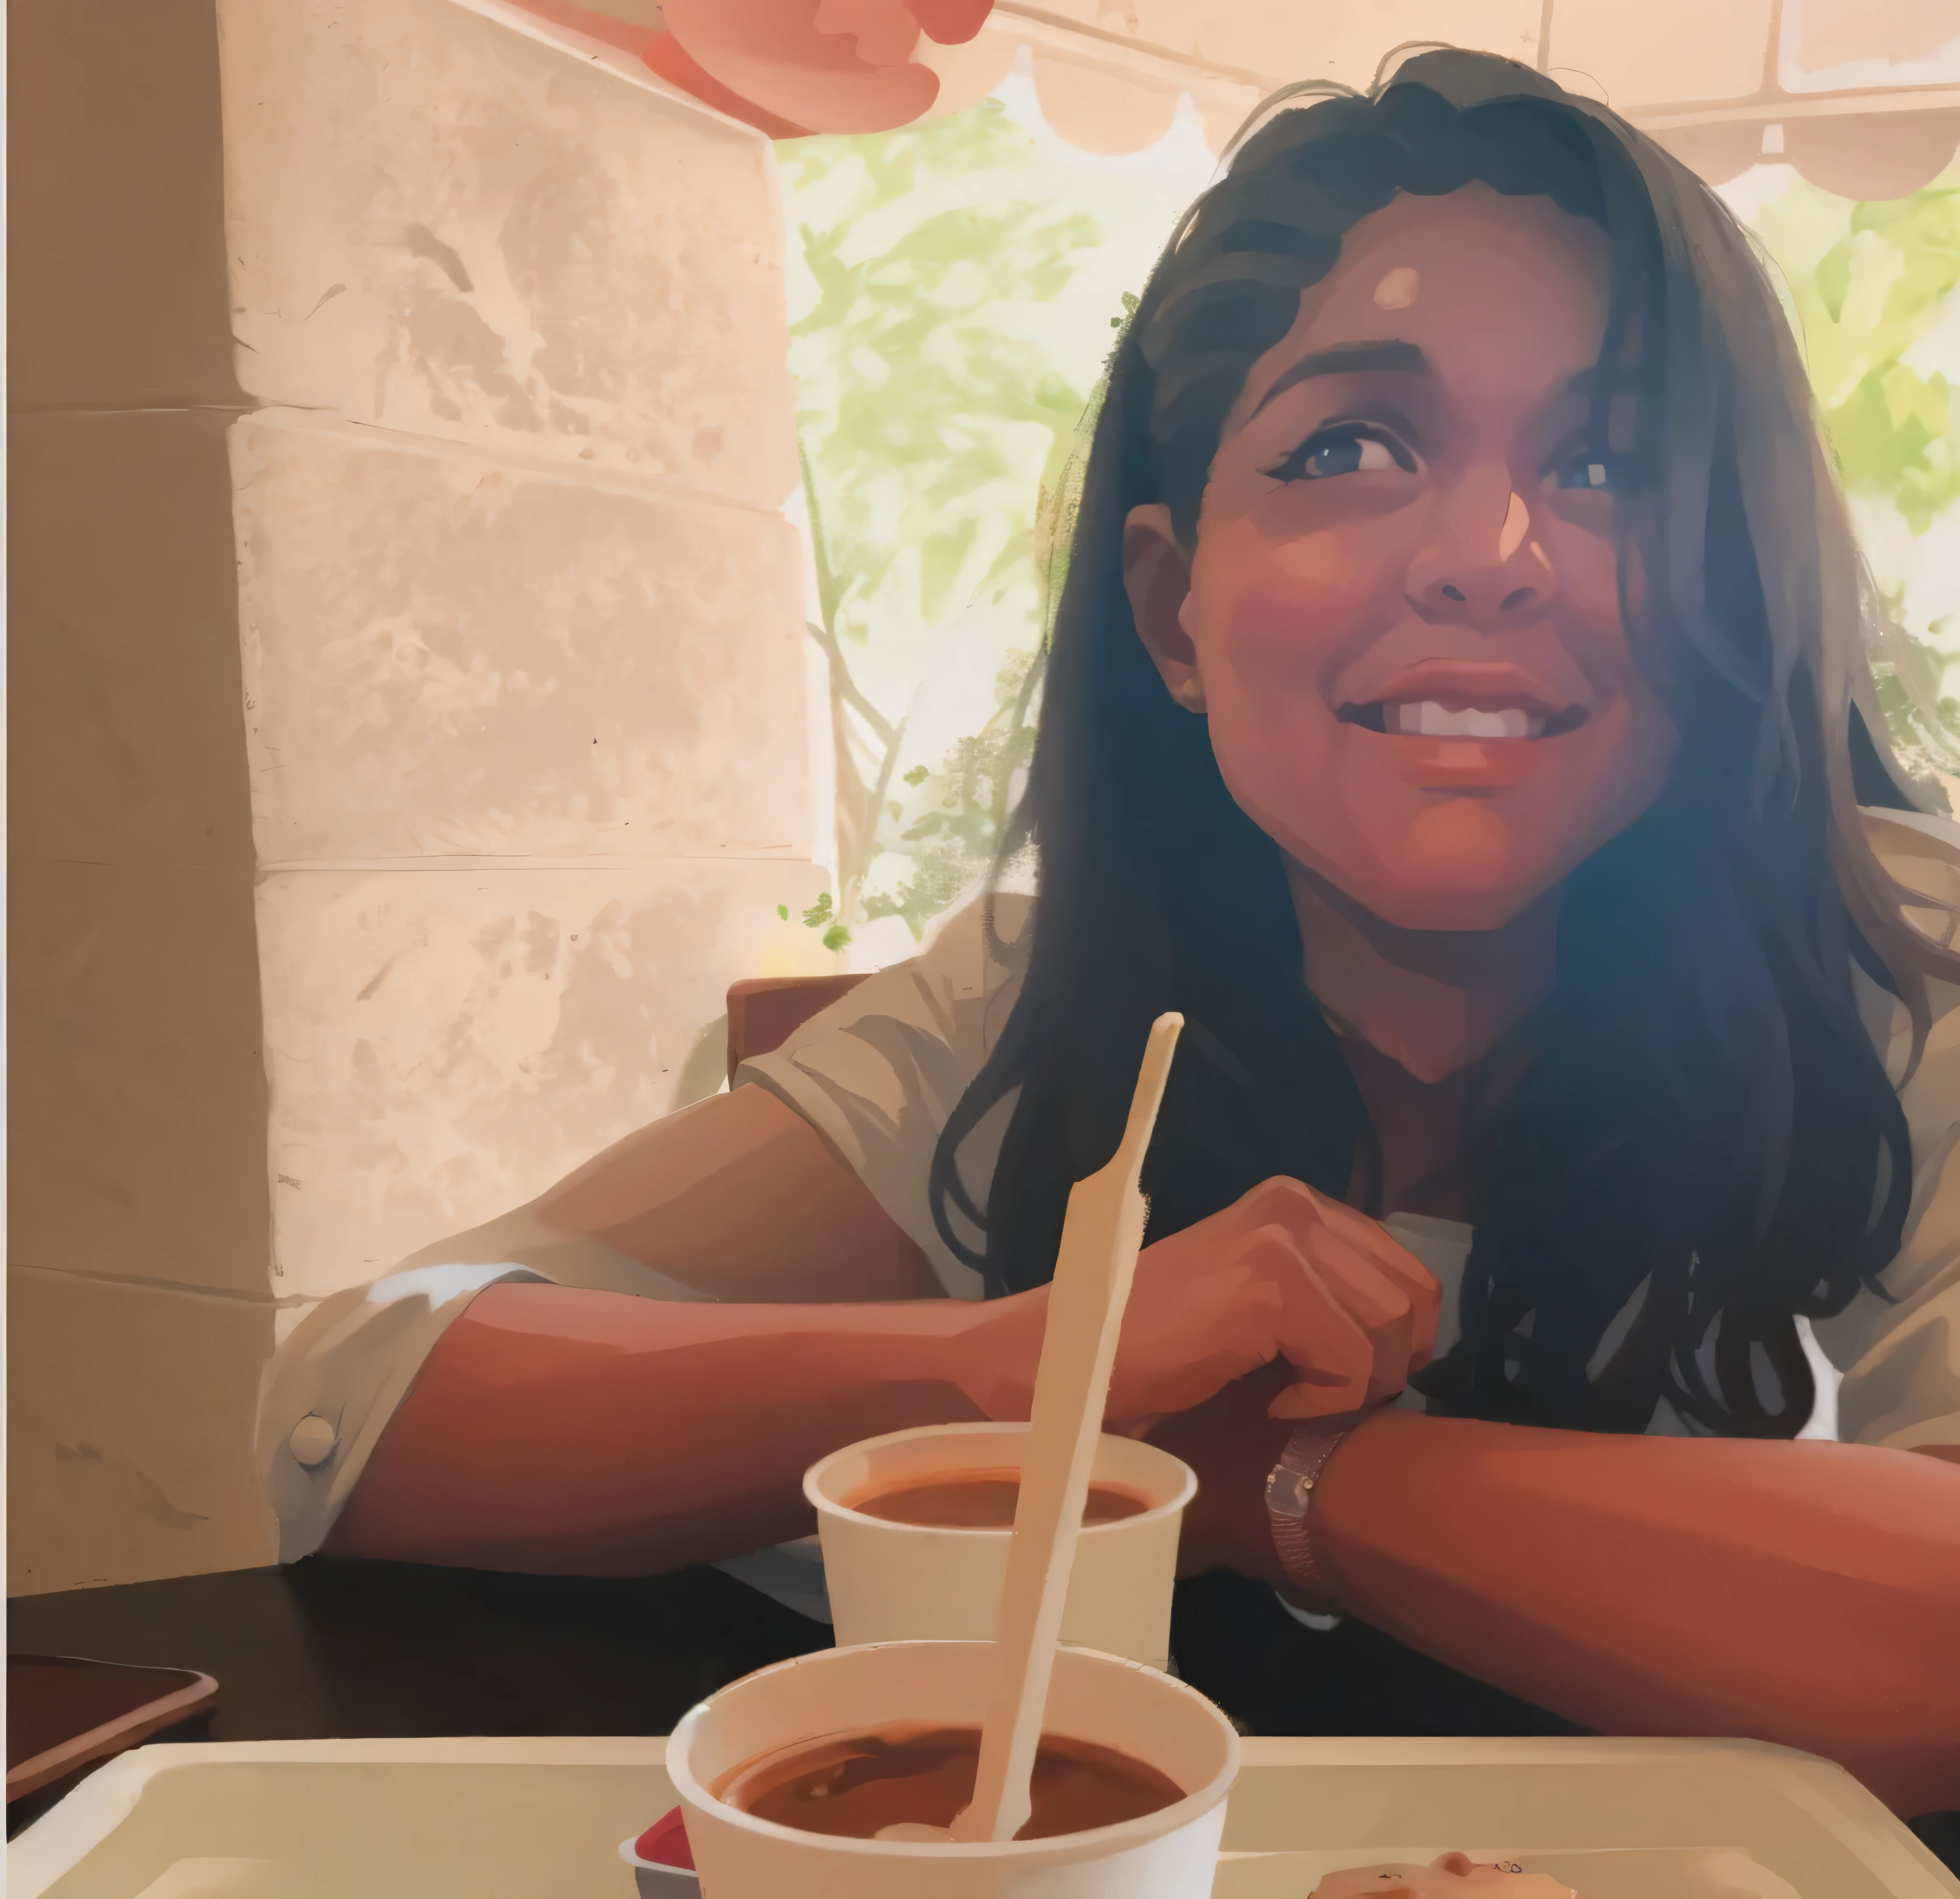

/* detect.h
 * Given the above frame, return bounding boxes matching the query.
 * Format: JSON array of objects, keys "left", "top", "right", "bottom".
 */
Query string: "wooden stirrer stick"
[{"left": 948, "top": 1012, "right": 1183, "bottom": 1844}]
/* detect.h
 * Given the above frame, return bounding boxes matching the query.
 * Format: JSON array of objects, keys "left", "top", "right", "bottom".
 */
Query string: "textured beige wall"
[
  {"left": 221, "top": 0, "right": 820, "bottom": 1311},
  {"left": 231, "top": 414, "right": 810, "bottom": 865},
  {"left": 217, "top": 0, "right": 798, "bottom": 507},
  {"left": 10, "top": 0, "right": 817, "bottom": 1589},
  {"left": 7, "top": 1, "right": 279, "bottom": 1591}
]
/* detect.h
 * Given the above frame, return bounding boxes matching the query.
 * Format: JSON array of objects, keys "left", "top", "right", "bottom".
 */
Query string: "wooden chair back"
[{"left": 725, "top": 973, "right": 869, "bottom": 1085}]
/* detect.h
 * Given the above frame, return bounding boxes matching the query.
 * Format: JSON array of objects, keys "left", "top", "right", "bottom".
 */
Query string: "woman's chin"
[{"left": 1291, "top": 802, "right": 1564, "bottom": 933}]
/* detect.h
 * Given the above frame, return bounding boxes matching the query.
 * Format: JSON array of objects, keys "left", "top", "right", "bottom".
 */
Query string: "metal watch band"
[{"left": 1263, "top": 1415, "right": 1360, "bottom": 1611}]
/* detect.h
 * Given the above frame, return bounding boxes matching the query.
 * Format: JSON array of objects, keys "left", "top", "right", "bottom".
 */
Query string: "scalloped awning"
[{"left": 492, "top": 0, "right": 1960, "bottom": 199}]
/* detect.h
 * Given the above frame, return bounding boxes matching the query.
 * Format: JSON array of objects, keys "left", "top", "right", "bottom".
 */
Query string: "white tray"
[{"left": 11, "top": 1735, "right": 1958, "bottom": 1899}]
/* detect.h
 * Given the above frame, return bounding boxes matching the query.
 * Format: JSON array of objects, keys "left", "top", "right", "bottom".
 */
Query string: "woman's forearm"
[
  {"left": 1314, "top": 1410, "right": 1960, "bottom": 1816},
  {"left": 326, "top": 1283, "right": 995, "bottom": 1575}
]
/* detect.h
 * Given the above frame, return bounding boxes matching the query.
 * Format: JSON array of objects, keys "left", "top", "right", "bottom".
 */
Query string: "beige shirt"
[{"left": 261, "top": 809, "right": 1960, "bottom": 1575}]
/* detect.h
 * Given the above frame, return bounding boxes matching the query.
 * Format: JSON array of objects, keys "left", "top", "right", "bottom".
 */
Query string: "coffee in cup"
[
  {"left": 667, "top": 1639, "right": 1237, "bottom": 1899},
  {"left": 804, "top": 1423, "right": 1194, "bottom": 1664}
]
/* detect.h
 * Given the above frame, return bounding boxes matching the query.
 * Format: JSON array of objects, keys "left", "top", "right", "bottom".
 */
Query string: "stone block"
[
  {"left": 9, "top": 859, "right": 272, "bottom": 1296},
  {"left": 256, "top": 858, "right": 832, "bottom": 1296},
  {"left": 9, "top": 410, "right": 256, "bottom": 867},
  {"left": 8, "top": 1268, "right": 277, "bottom": 1594},
  {"left": 8, "top": 0, "right": 243, "bottom": 409},
  {"left": 1546, "top": 0, "right": 1776, "bottom": 108},
  {"left": 231, "top": 411, "right": 813, "bottom": 864},
  {"left": 1123, "top": 0, "right": 1543, "bottom": 90},
  {"left": 217, "top": 0, "right": 798, "bottom": 507}
]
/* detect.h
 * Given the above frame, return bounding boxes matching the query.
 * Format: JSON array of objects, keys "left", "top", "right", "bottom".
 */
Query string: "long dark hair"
[{"left": 928, "top": 49, "right": 1960, "bottom": 1437}]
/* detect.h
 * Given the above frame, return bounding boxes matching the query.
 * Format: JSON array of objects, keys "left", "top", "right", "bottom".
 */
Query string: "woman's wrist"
[
  {"left": 1144, "top": 1366, "right": 1296, "bottom": 1585},
  {"left": 1265, "top": 1410, "right": 1373, "bottom": 1611},
  {"left": 939, "top": 1286, "right": 1047, "bottom": 1422}
]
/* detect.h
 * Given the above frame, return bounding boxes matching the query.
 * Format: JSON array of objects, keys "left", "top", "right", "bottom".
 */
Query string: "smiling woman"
[
  {"left": 268, "top": 46, "right": 1960, "bottom": 1825},
  {"left": 937, "top": 61, "right": 1945, "bottom": 1443}
]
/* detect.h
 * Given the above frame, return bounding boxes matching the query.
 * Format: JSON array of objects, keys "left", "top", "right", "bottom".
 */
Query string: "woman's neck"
[
  {"left": 1286, "top": 864, "right": 1562, "bottom": 1083},
  {"left": 1285, "top": 863, "right": 1560, "bottom": 1219}
]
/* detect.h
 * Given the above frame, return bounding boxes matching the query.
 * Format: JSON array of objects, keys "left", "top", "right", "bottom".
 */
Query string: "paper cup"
[
  {"left": 667, "top": 1639, "right": 1237, "bottom": 1899},
  {"left": 804, "top": 1423, "right": 1194, "bottom": 1666}
]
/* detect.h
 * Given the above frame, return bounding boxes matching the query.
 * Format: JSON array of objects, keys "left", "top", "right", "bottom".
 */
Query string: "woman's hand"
[{"left": 951, "top": 1176, "right": 1440, "bottom": 1433}]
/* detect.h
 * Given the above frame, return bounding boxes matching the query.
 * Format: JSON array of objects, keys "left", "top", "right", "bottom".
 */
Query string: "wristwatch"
[{"left": 1263, "top": 1413, "right": 1362, "bottom": 1615}]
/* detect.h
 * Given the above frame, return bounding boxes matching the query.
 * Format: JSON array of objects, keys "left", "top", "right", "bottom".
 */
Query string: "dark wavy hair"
[{"left": 926, "top": 47, "right": 1960, "bottom": 1438}]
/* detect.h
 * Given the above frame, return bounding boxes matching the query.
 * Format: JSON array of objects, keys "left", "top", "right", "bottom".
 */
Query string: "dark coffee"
[
  {"left": 846, "top": 1471, "right": 1152, "bottom": 1528},
  {"left": 717, "top": 1722, "right": 1184, "bottom": 1840}
]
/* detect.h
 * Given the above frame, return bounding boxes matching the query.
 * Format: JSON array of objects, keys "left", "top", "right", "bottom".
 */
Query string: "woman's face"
[{"left": 1125, "top": 182, "right": 1679, "bottom": 932}]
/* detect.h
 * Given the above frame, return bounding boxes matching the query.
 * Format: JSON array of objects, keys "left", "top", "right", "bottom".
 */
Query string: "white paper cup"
[
  {"left": 804, "top": 1423, "right": 1195, "bottom": 1666},
  {"left": 667, "top": 1639, "right": 1237, "bottom": 1899}
]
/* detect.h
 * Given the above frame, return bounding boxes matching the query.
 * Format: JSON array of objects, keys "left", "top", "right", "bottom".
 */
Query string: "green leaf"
[
  {"left": 802, "top": 892, "right": 834, "bottom": 928},
  {"left": 920, "top": 518, "right": 980, "bottom": 624},
  {"left": 902, "top": 764, "right": 929, "bottom": 786},
  {"left": 1815, "top": 240, "right": 1852, "bottom": 323},
  {"left": 822, "top": 923, "right": 853, "bottom": 952},
  {"left": 776, "top": 904, "right": 789, "bottom": 920}
]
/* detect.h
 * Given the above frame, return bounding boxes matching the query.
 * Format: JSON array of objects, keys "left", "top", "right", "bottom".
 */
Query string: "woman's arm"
[
  {"left": 325, "top": 1279, "right": 990, "bottom": 1572},
  {"left": 470, "top": 1083, "right": 947, "bottom": 1303},
  {"left": 328, "top": 1167, "right": 1436, "bottom": 1575},
  {"left": 1161, "top": 1393, "right": 1960, "bottom": 1818}
]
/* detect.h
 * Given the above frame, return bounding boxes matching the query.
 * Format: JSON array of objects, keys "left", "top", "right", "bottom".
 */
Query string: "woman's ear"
[{"left": 1123, "top": 504, "right": 1208, "bottom": 714}]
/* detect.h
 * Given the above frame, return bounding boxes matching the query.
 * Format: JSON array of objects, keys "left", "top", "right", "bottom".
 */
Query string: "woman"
[{"left": 265, "top": 50, "right": 1960, "bottom": 1816}]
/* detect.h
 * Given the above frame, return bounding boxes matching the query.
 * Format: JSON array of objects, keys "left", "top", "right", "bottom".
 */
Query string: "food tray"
[{"left": 11, "top": 1735, "right": 1958, "bottom": 1899}]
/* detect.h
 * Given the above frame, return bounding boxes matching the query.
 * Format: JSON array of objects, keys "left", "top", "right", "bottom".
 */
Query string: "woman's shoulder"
[
  {"left": 1860, "top": 802, "right": 1960, "bottom": 916},
  {"left": 733, "top": 886, "right": 1033, "bottom": 1133},
  {"left": 789, "top": 888, "right": 1031, "bottom": 1041},
  {"left": 1853, "top": 804, "right": 1960, "bottom": 1055},
  {"left": 733, "top": 887, "right": 1031, "bottom": 1298}
]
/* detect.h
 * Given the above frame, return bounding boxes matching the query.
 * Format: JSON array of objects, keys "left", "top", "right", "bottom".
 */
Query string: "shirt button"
[{"left": 289, "top": 1416, "right": 337, "bottom": 1467}]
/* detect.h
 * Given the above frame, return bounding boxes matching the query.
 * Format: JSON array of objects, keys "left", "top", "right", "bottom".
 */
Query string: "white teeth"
[{"left": 1388, "top": 700, "right": 1543, "bottom": 739}]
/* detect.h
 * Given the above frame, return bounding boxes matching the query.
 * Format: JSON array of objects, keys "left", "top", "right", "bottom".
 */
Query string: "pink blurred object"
[
  {"left": 496, "top": 0, "right": 996, "bottom": 138},
  {"left": 910, "top": 0, "right": 993, "bottom": 42},
  {"left": 619, "top": 1807, "right": 702, "bottom": 1894},
  {"left": 661, "top": 0, "right": 996, "bottom": 134},
  {"left": 636, "top": 1809, "right": 696, "bottom": 1869}
]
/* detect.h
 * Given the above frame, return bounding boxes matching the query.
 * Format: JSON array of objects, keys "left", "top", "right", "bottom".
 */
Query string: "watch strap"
[{"left": 1264, "top": 1413, "right": 1361, "bottom": 1612}]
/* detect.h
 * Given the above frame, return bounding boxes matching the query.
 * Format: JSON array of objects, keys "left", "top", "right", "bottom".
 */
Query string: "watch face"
[{"left": 1267, "top": 1466, "right": 1315, "bottom": 1517}]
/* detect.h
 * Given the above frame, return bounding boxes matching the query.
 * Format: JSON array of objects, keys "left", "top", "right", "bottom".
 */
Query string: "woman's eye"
[
  {"left": 1264, "top": 425, "right": 1417, "bottom": 484},
  {"left": 1545, "top": 451, "right": 1643, "bottom": 494}
]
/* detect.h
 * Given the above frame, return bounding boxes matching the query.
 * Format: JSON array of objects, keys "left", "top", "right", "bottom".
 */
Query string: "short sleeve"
[
  {"left": 735, "top": 893, "right": 1030, "bottom": 1300},
  {"left": 1813, "top": 812, "right": 1960, "bottom": 1453}
]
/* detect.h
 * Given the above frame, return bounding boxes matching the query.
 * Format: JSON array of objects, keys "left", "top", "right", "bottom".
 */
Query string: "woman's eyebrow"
[{"left": 1247, "top": 339, "right": 1430, "bottom": 421}]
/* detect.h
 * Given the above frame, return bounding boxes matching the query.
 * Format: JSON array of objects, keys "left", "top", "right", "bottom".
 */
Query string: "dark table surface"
[
  {"left": 5, "top": 1559, "right": 830, "bottom": 1839},
  {"left": 10, "top": 1559, "right": 1959, "bottom": 1877}
]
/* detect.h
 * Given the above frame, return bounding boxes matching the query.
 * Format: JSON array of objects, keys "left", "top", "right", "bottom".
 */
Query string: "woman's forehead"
[{"left": 1226, "top": 183, "right": 1615, "bottom": 431}]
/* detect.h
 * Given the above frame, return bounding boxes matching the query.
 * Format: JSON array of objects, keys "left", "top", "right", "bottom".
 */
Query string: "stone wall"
[{"left": 8, "top": 0, "right": 818, "bottom": 1590}]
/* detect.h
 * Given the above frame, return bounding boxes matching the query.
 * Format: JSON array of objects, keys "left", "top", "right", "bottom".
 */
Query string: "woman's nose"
[{"left": 1405, "top": 468, "right": 1557, "bottom": 626}]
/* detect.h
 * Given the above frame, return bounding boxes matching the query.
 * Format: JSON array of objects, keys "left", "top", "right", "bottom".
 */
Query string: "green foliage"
[
  {"left": 781, "top": 101, "right": 1102, "bottom": 945},
  {"left": 783, "top": 103, "right": 1101, "bottom": 659},
  {"left": 864, "top": 648, "right": 1041, "bottom": 939},
  {"left": 1747, "top": 171, "right": 1960, "bottom": 781},
  {"left": 1758, "top": 179, "right": 1960, "bottom": 535}
]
